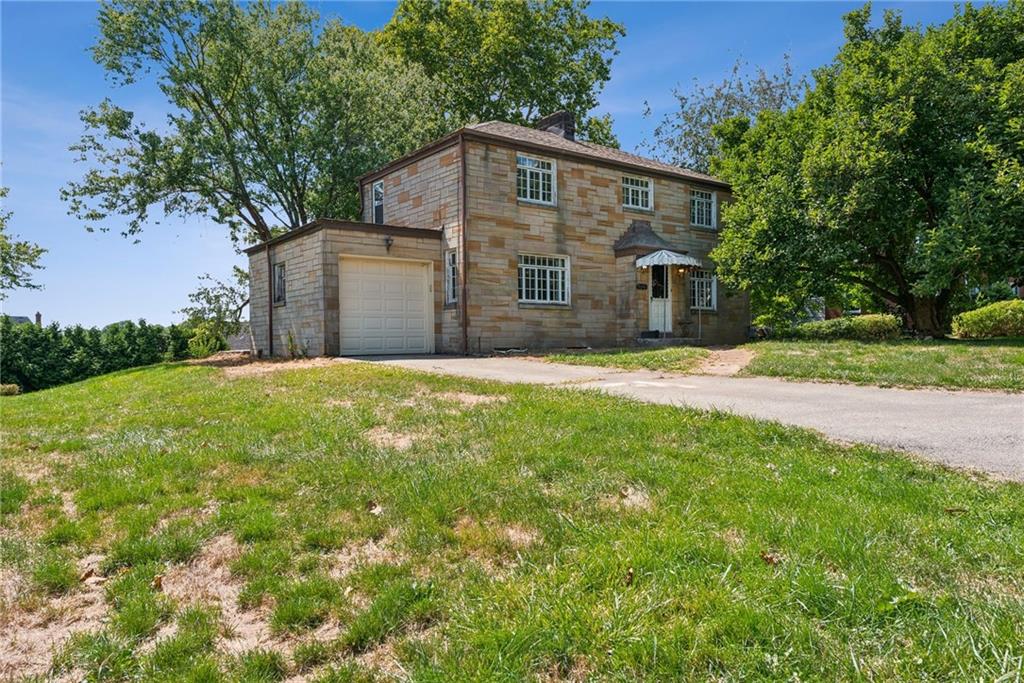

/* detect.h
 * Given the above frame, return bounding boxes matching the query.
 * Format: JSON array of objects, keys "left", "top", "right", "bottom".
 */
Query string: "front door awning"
[{"left": 635, "top": 249, "right": 703, "bottom": 269}]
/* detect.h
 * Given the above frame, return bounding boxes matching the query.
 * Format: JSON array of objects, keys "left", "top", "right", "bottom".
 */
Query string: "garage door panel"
[{"left": 339, "top": 257, "right": 432, "bottom": 355}]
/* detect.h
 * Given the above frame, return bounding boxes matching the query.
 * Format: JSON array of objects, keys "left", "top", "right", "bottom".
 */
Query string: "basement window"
[{"left": 273, "top": 262, "right": 286, "bottom": 306}]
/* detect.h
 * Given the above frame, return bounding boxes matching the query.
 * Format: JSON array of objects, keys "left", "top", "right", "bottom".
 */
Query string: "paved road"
[{"left": 359, "top": 355, "right": 1024, "bottom": 481}]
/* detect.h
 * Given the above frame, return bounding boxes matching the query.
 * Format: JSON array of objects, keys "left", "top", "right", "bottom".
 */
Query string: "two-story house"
[{"left": 245, "top": 112, "right": 749, "bottom": 357}]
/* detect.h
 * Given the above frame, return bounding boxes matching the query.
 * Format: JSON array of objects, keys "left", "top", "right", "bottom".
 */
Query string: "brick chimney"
[{"left": 535, "top": 111, "right": 575, "bottom": 141}]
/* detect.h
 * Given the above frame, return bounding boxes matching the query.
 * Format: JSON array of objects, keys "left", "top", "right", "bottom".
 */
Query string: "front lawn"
[
  {"left": 1, "top": 361, "right": 1022, "bottom": 680},
  {"left": 545, "top": 346, "right": 709, "bottom": 373},
  {"left": 743, "top": 338, "right": 1024, "bottom": 391}
]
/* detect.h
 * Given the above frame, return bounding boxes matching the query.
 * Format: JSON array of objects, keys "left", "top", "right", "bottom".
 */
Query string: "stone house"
[{"left": 246, "top": 112, "right": 749, "bottom": 356}]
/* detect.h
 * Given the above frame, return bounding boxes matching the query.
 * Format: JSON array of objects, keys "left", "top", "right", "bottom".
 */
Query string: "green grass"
[
  {"left": 546, "top": 345, "right": 710, "bottom": 372},
  {"left": 744, "top": 338, "right": 1024, "bottom": 391},
  {"left": 2, "top": 361, "right": 1022, "bottom": 680}
]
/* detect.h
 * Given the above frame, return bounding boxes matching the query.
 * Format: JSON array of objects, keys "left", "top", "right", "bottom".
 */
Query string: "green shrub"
[
  {"left": 779, "top": 314, "right": 901, "bottom": 341},
  {"left": 0, "top": 316, "right": 192, "bottom": 392},
  {"left": 952, "top": 300, "right": 1024, "bottom": 339},
  {"left": 187, "top": 322, "right": 228, "bottom": 359}
]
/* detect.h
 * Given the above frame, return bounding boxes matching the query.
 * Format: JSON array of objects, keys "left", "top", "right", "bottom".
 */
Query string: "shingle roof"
[{"left": 465, "top": 121, "right": 726, "bottom": 187}]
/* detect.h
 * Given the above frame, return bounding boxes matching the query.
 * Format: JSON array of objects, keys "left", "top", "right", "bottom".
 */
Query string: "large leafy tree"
[
  {"left": 62, "top": 0, "right": 444, "bottom": 244},
  {"left": 381, "top": 0, "right": 624, "bottom": 146},
  {"left": 0, "top": 186, "right": 46, "bottom": 298},
  {"left": 644, "top": 56, "right": 805, "bottom": 174},
  {"left": 712, "top": 3, "right": 1024, "bottom": 334}
]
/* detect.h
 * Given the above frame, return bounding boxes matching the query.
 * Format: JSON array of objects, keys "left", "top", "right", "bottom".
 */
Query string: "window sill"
[
  {"left": 518, "top": 302, "right": 571, "bottom": 310},
  {"left": 623, "top": 206, "right": 654, "bottom": 215},
  {"left": 690, "top": 307, "right": 717, "bottom": 314},
  {"left": 274, "top": 302, "right": 286, "bottom": 308},
  {"left": 691, "top": 225, "right": 718, "bottom": 233},
  {"left": 516, "top": 199, "right": 557, "bottom": 209},
  {"left": 443, "top": 301, "right": 458, "bottom": 311}
]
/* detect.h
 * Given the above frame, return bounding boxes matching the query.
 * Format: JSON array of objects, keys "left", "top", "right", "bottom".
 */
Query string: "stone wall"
[
  {"left": 362, "top": 143, "right": 465, "bottom": 352},
  {"left": 249, "top": 230, "right": 326, "bottom": 358},
  {"left": 462, "top": 140, "right": 749, "bottom": 350}
]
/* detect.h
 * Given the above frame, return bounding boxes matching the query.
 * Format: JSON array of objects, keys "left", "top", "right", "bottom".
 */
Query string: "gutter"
[
  {"left": 459, "top": 132, "right": 470, "bottom": 354},
  {"left": 266, "top": 245, "right": 274, "bottom": 357}
]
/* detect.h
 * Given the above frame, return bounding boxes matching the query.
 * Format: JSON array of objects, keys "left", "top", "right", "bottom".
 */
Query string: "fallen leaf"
[{"left": 760, "top": 551, "right": 783, "bottom": 566}]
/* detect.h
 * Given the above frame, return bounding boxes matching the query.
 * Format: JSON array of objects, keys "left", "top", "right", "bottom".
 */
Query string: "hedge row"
[
  {"left": 952, "top": 299, "right": 1024, "bottom": 339},
  {"left": 778, "top": 313, "right": 902, "bottom": 341},
  {"left": 0, "top": 317, "right": 195, "bottom": 392}
]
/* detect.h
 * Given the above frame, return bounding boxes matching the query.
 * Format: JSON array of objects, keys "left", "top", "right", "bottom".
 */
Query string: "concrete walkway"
[{"left": 360, "top": 355, "right": 1024, "bottom": 481}]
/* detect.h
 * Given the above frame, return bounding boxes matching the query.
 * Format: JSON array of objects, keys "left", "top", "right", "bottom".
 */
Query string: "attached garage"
[
  {"left": 339, "top": 256, "right": 434, "bottom": 355},
  {"left": 246, "top": 220, "right": 444, "bottom": 358}
]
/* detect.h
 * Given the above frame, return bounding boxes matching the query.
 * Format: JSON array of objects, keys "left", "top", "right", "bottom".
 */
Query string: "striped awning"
[{"left": 635, "top": 249, "right": 703, "bottom": 269}]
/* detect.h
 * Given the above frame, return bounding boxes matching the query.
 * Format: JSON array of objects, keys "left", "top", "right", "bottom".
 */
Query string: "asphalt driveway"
[{"left": 360, "top": 355, "right": 1024, "bottom": 481}]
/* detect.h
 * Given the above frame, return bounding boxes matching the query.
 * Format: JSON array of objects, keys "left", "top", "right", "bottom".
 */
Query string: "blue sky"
[{"left": 2, "top": 1, "right": 962, "bottom": 327}]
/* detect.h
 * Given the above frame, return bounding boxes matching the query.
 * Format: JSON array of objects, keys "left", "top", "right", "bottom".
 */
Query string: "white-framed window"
[
  {"left": 622, "top": 175, "right": 653, "bottom": 210},
  {"left": 690, "top": 269, "right": 717, "bottom": 310},
  {"left": 372, "top": 180, "right": 385, "bottom": 224},
  {"left": 273, "top": 262, "right": 286, "bottom": 305},
  {"left": 518, "top": 254, "right": 569, "bottom": 304},
  {"left": 691, "top": 189, "right": 717, "bottom": 228},
  {"left": 516, "top": 153, "right": 555, "bottom": 205},
  {"left": 444, "top": 248, "right": 458, "bottom": 304}
]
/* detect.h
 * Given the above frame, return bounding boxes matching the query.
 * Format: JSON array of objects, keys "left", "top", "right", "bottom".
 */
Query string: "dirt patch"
[
  {"left": 697, "top": 346, "right": 756, "bottom": 376},
  {"left": 0, "top": 555, "right": 109, "bottom": 679},
  {"left": 158, "top": 533, "right": 291, "bottom": 656},
  {"left": 365, "top": 426, "right": 416, "bottom": 451},
  {"left": 221, "top": 357, "right": 350, "bottom": 379},
  {"left": 436, "top": 392, "right": 507, "bottom": 408},
  {"left": 187, "top": 350, "right": 253, "bottom": 368},
  {"left": 329, "top": 532, "right": 403, "bottom": 581},
  {"left": 504, "top": 524, "right": 540, "bottom": 548},
  {"left": 325, "top": 398, "right": 354, "bottom": 409},
  {"left": 717, "top": 527, "right": 745, "bottom": 552},
  {"left": 601, "top": 486, "right": 652, "bottom": 512},
  {"left": 354, "top": 623, "right": 436, "bottom": 679}
]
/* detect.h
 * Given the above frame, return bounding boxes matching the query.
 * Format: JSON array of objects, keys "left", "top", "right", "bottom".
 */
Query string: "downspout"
[
  {"left": 266, "top": 244, "right": 274, "bottom": 357},
  {"left": 459, "top": 133, "right": 470, "bottom": 355}
]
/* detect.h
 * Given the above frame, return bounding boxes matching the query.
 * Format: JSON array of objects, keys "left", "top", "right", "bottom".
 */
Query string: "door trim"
[
  {"left": 648, "top": 264, "right": 672, "bottom": 334},
  {"left": 338, "top": 254, "right": 435, "bottom": 355}
]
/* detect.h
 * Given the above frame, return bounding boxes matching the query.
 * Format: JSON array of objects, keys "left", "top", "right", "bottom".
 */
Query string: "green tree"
[
  {"left": 62, "top": 0, "right": 444, "bottom": 245},
  {"left": 0, "top": 186, "right": 46, "bottom": 298},
  {"left": 712, "top": 3, "right": 1024, "bottom": 335},
  {"left": 178, "top": 267, "right": 249, "bottom": 339},
  {"left": 644, "top": 55, "right": 805, "bottom": 174},
  {"left": 381, "top": 0, "right": 624, "bottom": 146}
]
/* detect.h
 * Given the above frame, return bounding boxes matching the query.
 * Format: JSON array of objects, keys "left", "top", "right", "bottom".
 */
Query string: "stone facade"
[
  {"left": 249, "top": 120, "right": 750, "bottom": 357},
  {"left": 248, "top": 223, "right": 442, "bottom": 357},
  {"left": 456, "top": 139, "right": 748, "bottom": 350}
]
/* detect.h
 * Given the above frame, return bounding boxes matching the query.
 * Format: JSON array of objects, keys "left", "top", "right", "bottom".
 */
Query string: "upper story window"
[
  {"left": 273, "top": 262, "right": 286, "bottom": 306},
  {"left": 372, "top": 180, "right": 385, "bottom": 224},
  {"left": 691, "top": 189, "right": 717, "bottom": 228},
  {"left": 518, "top": 254, "right": 569, "bottom": 304},
  {"left": 622, "top": 175, "right": 652, "bottom": 211},
  {"left": 516, "top": 153, "right": 555, "bottom": 205},
  {"left": 690, "top": 269, "right": 717, "bottom": 310},
  {"left": 445, "top": 249, "right": 458, "bottom": 304}
]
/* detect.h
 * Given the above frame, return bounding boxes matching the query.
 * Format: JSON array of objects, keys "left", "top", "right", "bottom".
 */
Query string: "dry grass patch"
[
  {"left": 600, "top": 485, "right": 653, "bottom": 512},
  {"left": 0, "top": 554, "right": 108, "bottom": 679},
  {"left": 221, "top": 357, "right": 347, "bottom": 379},
  {"left": 329, "top": 532, "right": 404, "bottom": 581},
  {"left": 365, "top": 426, "right": 417, "bottom": 451}
]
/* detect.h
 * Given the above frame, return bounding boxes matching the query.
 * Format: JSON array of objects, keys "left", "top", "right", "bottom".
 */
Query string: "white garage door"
[{"left": 339, "top": 257, "right": 432, "bottom": 355}]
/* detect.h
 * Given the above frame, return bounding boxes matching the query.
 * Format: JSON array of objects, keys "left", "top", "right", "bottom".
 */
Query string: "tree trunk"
[{"left": 904, "top": 294, "right": 946, "bottom": 336}]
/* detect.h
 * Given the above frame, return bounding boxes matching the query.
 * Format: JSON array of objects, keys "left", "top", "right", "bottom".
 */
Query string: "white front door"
[
  {"left": 648, "top": 264, "right": 672, "bottom": 334},
  {"left": 339, "top": 256, "right": 433, "bottom": 355}
]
